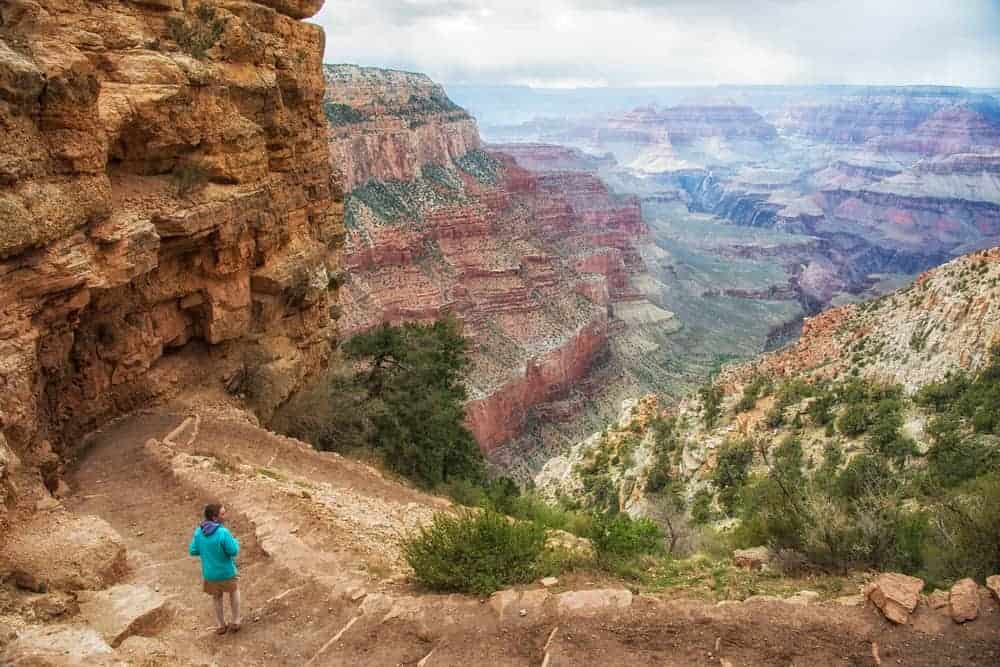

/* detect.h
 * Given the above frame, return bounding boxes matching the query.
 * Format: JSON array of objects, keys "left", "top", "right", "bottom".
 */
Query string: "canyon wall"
[
  {"left": 0, "top": 0, "right": 341, "bottom": 523},
  {"left": 324, "top": 65, "right": 481, "bottom": 191},
  {"left": 537, "top": 247, "right": 1000, "bottom": 515},
  {"left": 325, "top": 65, "right": 651, "bottom": 454}
]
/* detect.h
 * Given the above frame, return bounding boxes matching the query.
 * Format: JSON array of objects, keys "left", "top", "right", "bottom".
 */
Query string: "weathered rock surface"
[
  {"left": 78, "top": 584, "right": 169, "bottom": 647},
  {"left": 556, "top": 588, "right": 633, "bottom": 617},
  {"left": 1, "top": 512, "right": 126, "bottom": 591},
  {"left": 927, "top": 589, "right": 950, "bottom": 610},
  {"left": 0, "top": 0, "right": 342, "bottom": 531},
  {"left": 324, "top": 65, "right": 480, "bottom": 192},
  {"left": 1, "top": 624, "right": 117, "bottom": 666},
  {"left": 987, "top": 575, "right": 1000, "bottom": 602},
  {"left": 865, "top": 573, "right": 924, "bottom": 625},
  {"left": 949, "top": 578, "right": 981, "bottom": 624}
]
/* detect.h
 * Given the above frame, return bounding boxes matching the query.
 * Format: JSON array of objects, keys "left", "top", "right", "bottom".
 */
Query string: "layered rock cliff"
[
  {"left": 323, "top": 65, "right": 480, "bottom": 191},
  {"left": 776, "top": 87, "right": 1000, "bottom": 155},
  {"left": 0, "top": 0, "right": 341, "bottom": 526},
  {"left": 325, "top": 66, "right": 651, "bottom": 454}
]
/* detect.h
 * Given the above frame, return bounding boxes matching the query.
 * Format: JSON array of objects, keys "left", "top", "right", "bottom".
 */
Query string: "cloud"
[{"left": 310, "top": 0, "right": 1000, "bottom": 87}]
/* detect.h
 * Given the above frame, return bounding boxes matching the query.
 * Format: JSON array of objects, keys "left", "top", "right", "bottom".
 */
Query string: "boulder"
[
  {"left": 926, "top": 589, "right": 950, "bottom": 610},
  {"left": 1, "top": 513, "right": 127, "bottom": 591},
  {"left": 865, "top": 573, "right": 924, "bottom": 624},
  {"left": 78, "top": 584, "right": 169, "bottom": 647},
  {"left": 490, "top": 589, "right": 550, "bottom": 623},
  {"left": 556, "top": 589, "right": 633, "bottom": 617},
  {"left": 948, "top": 578, "right": 980, "bottom": 623},
  {"left": 733, "top": 546, "right": 771, "bottom": 571},
  {"left": 1, "top": 625, "right": 117, "bottom": 666},
  {"left": 540, "top": 577, "right": 559, "bottom": 588},
  {"left": 987, "top": 575, "right": 1000, "bottom": 603}
]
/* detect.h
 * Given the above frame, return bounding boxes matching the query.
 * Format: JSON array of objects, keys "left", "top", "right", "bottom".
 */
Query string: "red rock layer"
[
  {"left": 0, "top": 0, "right": 341, "bottom": 500},
  {"left": 324, "top": 65, "right": 481, "bottom": 191},
  {"left": 877, "top": 107, "right": 1000, "bottom": 155},
  {"left": 598, "top": 105, "right": 777, "bottom": 145},
  {"left": 776, "top": 90, "right": 1000, "bottom": 152},
  {"left": 338, "top": 150, "right": 645, "bottom": 452}
]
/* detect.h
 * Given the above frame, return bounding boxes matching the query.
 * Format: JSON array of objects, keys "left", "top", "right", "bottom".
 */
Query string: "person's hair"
[{"left": 204, "top": 503, "right": 223, "bottom": 522}]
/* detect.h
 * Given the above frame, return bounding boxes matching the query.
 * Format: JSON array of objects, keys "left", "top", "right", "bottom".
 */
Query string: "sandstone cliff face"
[
  {"left": 324, "top": 64, "right": 481, "bottom": 191},
  {"left": 0, "top": 0, "right": 341, "bottom": 518},
  {"left": 326, "top": 68, "right": 650, "bottom": 454}
]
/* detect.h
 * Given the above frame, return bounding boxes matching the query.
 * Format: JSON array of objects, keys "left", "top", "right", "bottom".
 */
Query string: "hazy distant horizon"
[{"left": 312, "top": 1, "right": 1000, "bottom": 89}]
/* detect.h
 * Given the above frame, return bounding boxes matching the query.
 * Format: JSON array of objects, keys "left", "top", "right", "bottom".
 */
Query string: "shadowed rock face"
[{"left": 0, "top": 1, "right": 342, "bottom": 490}]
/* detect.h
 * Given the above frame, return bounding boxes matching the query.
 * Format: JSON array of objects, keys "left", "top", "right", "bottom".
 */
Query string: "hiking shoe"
[
  {"left": 228, "top": 623, "right": 242, "bottom": 633},
  {"left": 215, "top": 626, "right": 228, "bottom": 635}
]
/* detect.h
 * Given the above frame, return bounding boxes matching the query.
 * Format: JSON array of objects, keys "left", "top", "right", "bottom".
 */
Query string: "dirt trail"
[{"left": 52, "top": 408, "right": 1000, "bottom": 666}]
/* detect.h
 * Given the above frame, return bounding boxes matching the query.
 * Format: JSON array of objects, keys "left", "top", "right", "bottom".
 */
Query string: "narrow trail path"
[
  {"left": 58, "top": 408, "right": 1000, "bottom": 666},
  {"left": 65, "top": 412, "right": 367, "bottom": 666}
]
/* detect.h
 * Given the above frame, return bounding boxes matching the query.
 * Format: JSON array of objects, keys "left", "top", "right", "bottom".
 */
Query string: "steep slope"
[
  {"left": 538, "top": 247, "right": 1000, "bottom": 513},
  {"left": 325, "top": 65, "right": 657, "bottom": 455},
  {"left": 0, "top": 1, "right": 341, "bottom": 529}
]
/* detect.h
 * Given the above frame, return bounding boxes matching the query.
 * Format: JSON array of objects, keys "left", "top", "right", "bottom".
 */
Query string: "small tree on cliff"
[{"left": 344, "top": 317, "right": 485, "bottom": 488}]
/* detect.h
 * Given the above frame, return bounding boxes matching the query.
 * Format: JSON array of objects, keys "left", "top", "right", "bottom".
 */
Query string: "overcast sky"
[{"left": 310, "top": 0, "right": 1000, "bottom": 88}]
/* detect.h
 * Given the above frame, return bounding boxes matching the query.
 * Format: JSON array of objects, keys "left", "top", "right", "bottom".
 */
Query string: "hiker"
[{"left": 189, "top": 503, "right": 242, "bottom": 634}]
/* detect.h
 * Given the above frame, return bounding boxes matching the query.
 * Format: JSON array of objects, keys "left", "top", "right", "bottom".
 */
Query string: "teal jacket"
[{"left": 189, "top": 522, "right": 240, "bottom": 581}]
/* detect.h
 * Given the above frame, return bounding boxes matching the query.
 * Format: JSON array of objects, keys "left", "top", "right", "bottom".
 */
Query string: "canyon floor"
[{"left": 4, "top": 402, "right": 999, "bottom": 665}]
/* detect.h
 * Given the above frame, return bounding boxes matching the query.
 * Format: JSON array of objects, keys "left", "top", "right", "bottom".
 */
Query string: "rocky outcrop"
[
  {"left": 324, "top": 64, "right": 480, "bottom": 191},
  {"left": 726, "top": 248, "right": 1000, "bottom": 391},
  {"left": 0, "top": 1, "right": 341, "bottom": 531},
  {"left": 865, "top": 573, "right": 924, "bottom": 625},
  {"left": 328, "top": 68, "right": 651, "bottom": 454}
]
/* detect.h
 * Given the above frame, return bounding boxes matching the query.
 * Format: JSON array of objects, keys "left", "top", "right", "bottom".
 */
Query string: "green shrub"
[
  {"left": 713, "top": 440, "right": 754, "bottom": 515},
  {"left": 690, "top": 488, "right": 716, "bottom": 525},
  {"left": 341, "top": 318, "right": 485, "bottom": 488},
  {"left": 455, "top": 149, "right": 503, "bottom": 185},
  {"left": 323, "top": 102, "right": 368, "bottom": 126},
  {"left": 925, "top": 414, "right": 997, "bottom": 487},
  {"left": 837, "top": 403, "right": 869, "bottom": 437},
  {"left": 403, "top": 510, "right": 547, "bottom": 595},
  {"left": 589, "top": 513, "right": 663, "bottom": 567},
  {"left": 699, "top": 384, "right": 724, "bottom": 429},
  {"left": 807, "top": 390, "right": 837, "bottom": 425},
  {"left": 866, "top": 398, "right": 918, "bottom": 464},
  {"left": 735, "top": 376, "right": 770, "bottom": 413},
  {"left": 167, "top": 4, "right": 225, "bottom": 59},
  {"left": 924, "top": 472, "right": 1000, "bottom": 583}
]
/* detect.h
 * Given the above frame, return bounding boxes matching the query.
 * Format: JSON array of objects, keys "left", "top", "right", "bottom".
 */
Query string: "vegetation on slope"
[{"left": 678, "top": 349, "right": 1000, "bottom": 586}]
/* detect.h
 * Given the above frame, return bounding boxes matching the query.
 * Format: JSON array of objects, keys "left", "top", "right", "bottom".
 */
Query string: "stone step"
[{"left": 78, "top": 584, "right": 170, "bottom": 648}]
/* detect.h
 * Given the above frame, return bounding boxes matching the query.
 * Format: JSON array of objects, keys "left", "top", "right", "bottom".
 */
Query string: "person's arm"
[
  {"left": 188, "top": 529, "right": 200, "bottom": 556},
  {"left": 222, "top": 528, "right": 240, "bottom": 558}
]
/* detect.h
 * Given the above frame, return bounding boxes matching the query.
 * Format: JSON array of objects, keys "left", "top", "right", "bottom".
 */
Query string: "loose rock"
[
  {"left": 556, "top": 589, "right": 633, "bottom": 617},
  {"left": 865, "top": 573, "right": 924, "bottom": 624},
  {"left": 78, "top": 584, "right": 169, "bottom": 647},
  {"left": 733, "top": 546, "right": 771, "bottom": 571},
  {"left": 986, "top": 575, "right": 1000, "bottom": 603},
  {"left": 948, "top": 578, "right": 980, "bottom": 623}
]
